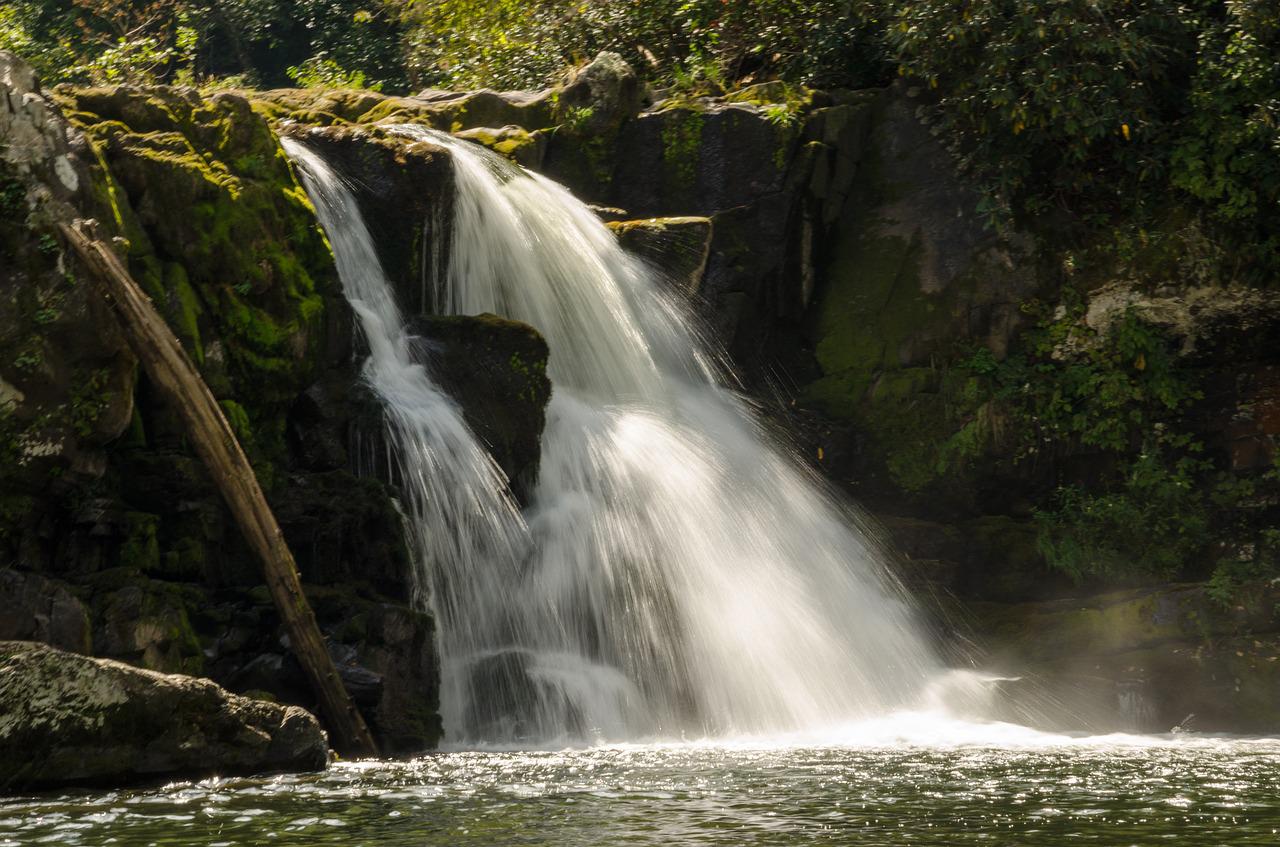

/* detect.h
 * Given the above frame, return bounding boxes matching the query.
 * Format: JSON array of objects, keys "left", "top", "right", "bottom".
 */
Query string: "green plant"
[
  {"left": 559, "top": 105, "right": 595, "bottom": 134},
  {"left": 285, "top": 54, "right": 382, "bottom": 91}
]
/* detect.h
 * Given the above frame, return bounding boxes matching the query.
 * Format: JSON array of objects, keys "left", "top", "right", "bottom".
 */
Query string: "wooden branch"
[{"left": 60, "top": 220, "right": 379, "bottom": 759}]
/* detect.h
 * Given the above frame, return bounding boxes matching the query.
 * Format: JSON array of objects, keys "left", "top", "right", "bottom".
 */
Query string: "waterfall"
[
  {"left": 282, "top": 139, "right": 534, "bottom": 741},
  {"left": 285, "top": 130, "right": 948, "bottom": 747}
]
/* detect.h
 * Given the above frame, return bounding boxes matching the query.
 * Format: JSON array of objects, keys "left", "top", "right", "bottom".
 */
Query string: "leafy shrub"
[
  {"left": 882, "top": 0, "right": 1280, "bottom": 280},
  {"left": 286, "top": 55, "right": 381, "bottom": 91},
  {"left": 398, "top": 0, "right": 889, "bottom": 91}
]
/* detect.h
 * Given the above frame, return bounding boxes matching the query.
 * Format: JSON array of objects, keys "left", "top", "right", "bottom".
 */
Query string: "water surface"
[{"left": 7, "top": 729, "right": 1279, "bottom": 845}]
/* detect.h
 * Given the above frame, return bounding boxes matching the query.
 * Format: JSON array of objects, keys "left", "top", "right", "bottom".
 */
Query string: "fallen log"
[{"left": 59, "top": 220, "right": 379, "bottom": 759}]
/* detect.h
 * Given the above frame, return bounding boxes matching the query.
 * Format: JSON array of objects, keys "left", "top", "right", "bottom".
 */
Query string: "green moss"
[
  {"left": 661, "top": 109, "right": 704, "bottom": 191},
  {"left": 56, "top": 86, "right": 341, "bottom": 488},
  {"left": 507, "top": 351, "right": 548, "bottom": 405},
  {"left": 163, "top": 263, "right": 204, "bottom": 363},
  {"left": 119, "top": 511, "right": 161, "bottom": 572}
]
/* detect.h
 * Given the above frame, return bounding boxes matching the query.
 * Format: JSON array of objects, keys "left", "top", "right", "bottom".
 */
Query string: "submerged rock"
[{"left": 0, "top": 640, "right": 327, "bottom": 791}]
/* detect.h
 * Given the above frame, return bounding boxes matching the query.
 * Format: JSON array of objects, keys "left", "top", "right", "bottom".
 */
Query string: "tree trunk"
[{"left": 60, "top": 220, "right": 379, "bottom": 759}]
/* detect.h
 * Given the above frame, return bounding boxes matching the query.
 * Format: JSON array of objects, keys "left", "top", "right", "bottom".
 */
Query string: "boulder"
[
  {"left": 556, "top": 52, "right": 643, "bottom": 136},
  {"left": 0, "top": 640, "right": 327, "bottom": 791},
  {"left": 408, "top": 314, "right": 551, "bottom": 501}
]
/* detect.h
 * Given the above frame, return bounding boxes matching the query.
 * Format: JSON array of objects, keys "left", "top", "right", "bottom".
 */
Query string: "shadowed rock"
[{"left": 0, "top": 640, "right": 328, "bottom": 791}]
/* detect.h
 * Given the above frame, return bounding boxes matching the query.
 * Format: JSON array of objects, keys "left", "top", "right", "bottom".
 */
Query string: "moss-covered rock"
[
  {"left": 606, "top": 216, "right": 712, "bottom": 296},
  {"left": 249, "top": 85, "right": 557, "bottom": 135},
  {"left": 0, "top": 640, "right": 327, "bottom": 791},
  {"left": 409, "top": 314, "right": 551, "bottom": 502},
  {"left": 454, "top": 125, "right": 547, "bottom": 168},
  {"left": 53, "top": 85, "right": 340, "bottom": 467}
]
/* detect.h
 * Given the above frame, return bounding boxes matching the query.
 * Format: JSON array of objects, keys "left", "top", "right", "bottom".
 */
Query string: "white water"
[
  {"left": 285, "top": 129, "right": 988, "bottom": 748},
  {"left": 282, "top": 140, "right": 534, "bottom": 734}
]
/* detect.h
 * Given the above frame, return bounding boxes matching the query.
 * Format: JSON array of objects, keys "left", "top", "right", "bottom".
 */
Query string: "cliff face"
[
  {"left": 0, "top": 53, "right": 550, "bottom": 753},
  {"left": 4, "top": 47, "right": 1280, "bottom": 738}
]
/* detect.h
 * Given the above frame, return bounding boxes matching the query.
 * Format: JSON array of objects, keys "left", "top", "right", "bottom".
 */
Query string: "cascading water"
[
  {"left": 281, "top": 139, "right": 537, "bottom": 742},
  {"left": 381, "top": 124, "right": 949, "bottom": 743}
]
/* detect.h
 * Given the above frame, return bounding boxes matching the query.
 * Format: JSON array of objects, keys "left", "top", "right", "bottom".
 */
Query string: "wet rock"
[
  {"left": 607, "top": 217, "right": 712, "bottom": 297},
  {"left": 0, "top": 640, "right": 327, "bottom": 791},
  {"left": 281, "top": 123, "right": 454, "bottom": 316},
  {"left": 408, "top": 313, "right": 551, "bottom": 501}
]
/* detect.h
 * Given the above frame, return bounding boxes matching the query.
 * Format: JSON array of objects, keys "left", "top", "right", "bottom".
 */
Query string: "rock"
[
  {"left": 557, "top": 52, "right": 643, "bottom": 135},
  {"left": 609, "top": 101, "right": 792, "bottom": 217},
  {"left": 251, "top": 86, "right": 557, "bottom": 135},
  {"left": 0, "top": 571, "right": 91, "bottom": 654},
  {"left": 606, "top": 217, "right": 712, "bottom": 297},
  {"left": 272, "top": 471, "right": 412, "bottom": 599},
  {"left": 408, "top": 314, "right": 551, "bottom": 501},
  {"left": 0, "top": 640, "right": 327, "bottom": 791},
  {"left": 0, "top": 52, "right": 136, "bottom": 489},
  {"left": 91, "top": 576, "right": 204, "bottom": 674},
  {"left": 454, "top": 125, "right": 547, "bottom": 169},
  {"left": 281, "top": 123, "right": 454, "bottom": 317},
  {"left": 969, "top": 583, "right": 1280, "bottom": 732}
]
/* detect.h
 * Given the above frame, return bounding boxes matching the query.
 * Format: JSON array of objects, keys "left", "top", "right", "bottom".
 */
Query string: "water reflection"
[{"left": 5, "top": 733, "right": 1280, "bottom": 846}]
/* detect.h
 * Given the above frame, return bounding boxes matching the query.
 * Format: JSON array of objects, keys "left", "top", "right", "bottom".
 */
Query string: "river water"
[{"left": 5, "top": 729, "right": 1279, "bottom": 845}]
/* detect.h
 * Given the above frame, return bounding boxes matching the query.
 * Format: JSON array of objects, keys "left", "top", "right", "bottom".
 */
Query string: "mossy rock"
[
  {"left": 0, "top": 640, "right": 327, "bottom": 791},
  {"left": 454, "top": 125, "right": 547, "bottom": 168},
  {"left": 408, "top": 313, "right": 551, "bottom": 503},
  {"left": 54, "top": 85, "right": 342, "bottom": 481},
  {"left": 797, "top": 87, "right": 1039, "bottom": 507},
  {"left": 606, "top": 216, "right": 712, "bottom": 296}
]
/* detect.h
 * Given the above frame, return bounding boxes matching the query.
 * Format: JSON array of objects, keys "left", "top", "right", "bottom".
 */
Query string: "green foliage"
[
  {"left": 883, "top": 0, "right": 1280, "bottom": 281},
  {"left": 1036, "top": 447, "right": 1214, "bottom": 582},
  {"left": 398, "top": 0, "right": 889, "bottom": 91},
  {"left": 286, "top": 55, "right": 382, "bottom": 91},
  {"left": 962, "top": 305, "right": 1202, "bottom": 458},
  {"left": 955, "top": 302, "right": 1280, "bottom": 591},
  {"left": 4, "top": 0, "right": 406, "bottom": 90}
]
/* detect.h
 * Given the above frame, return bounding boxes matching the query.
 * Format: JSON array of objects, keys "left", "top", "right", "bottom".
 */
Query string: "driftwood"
[{"left": 60, "top": 220, "right": 379, "bottom": 759}]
